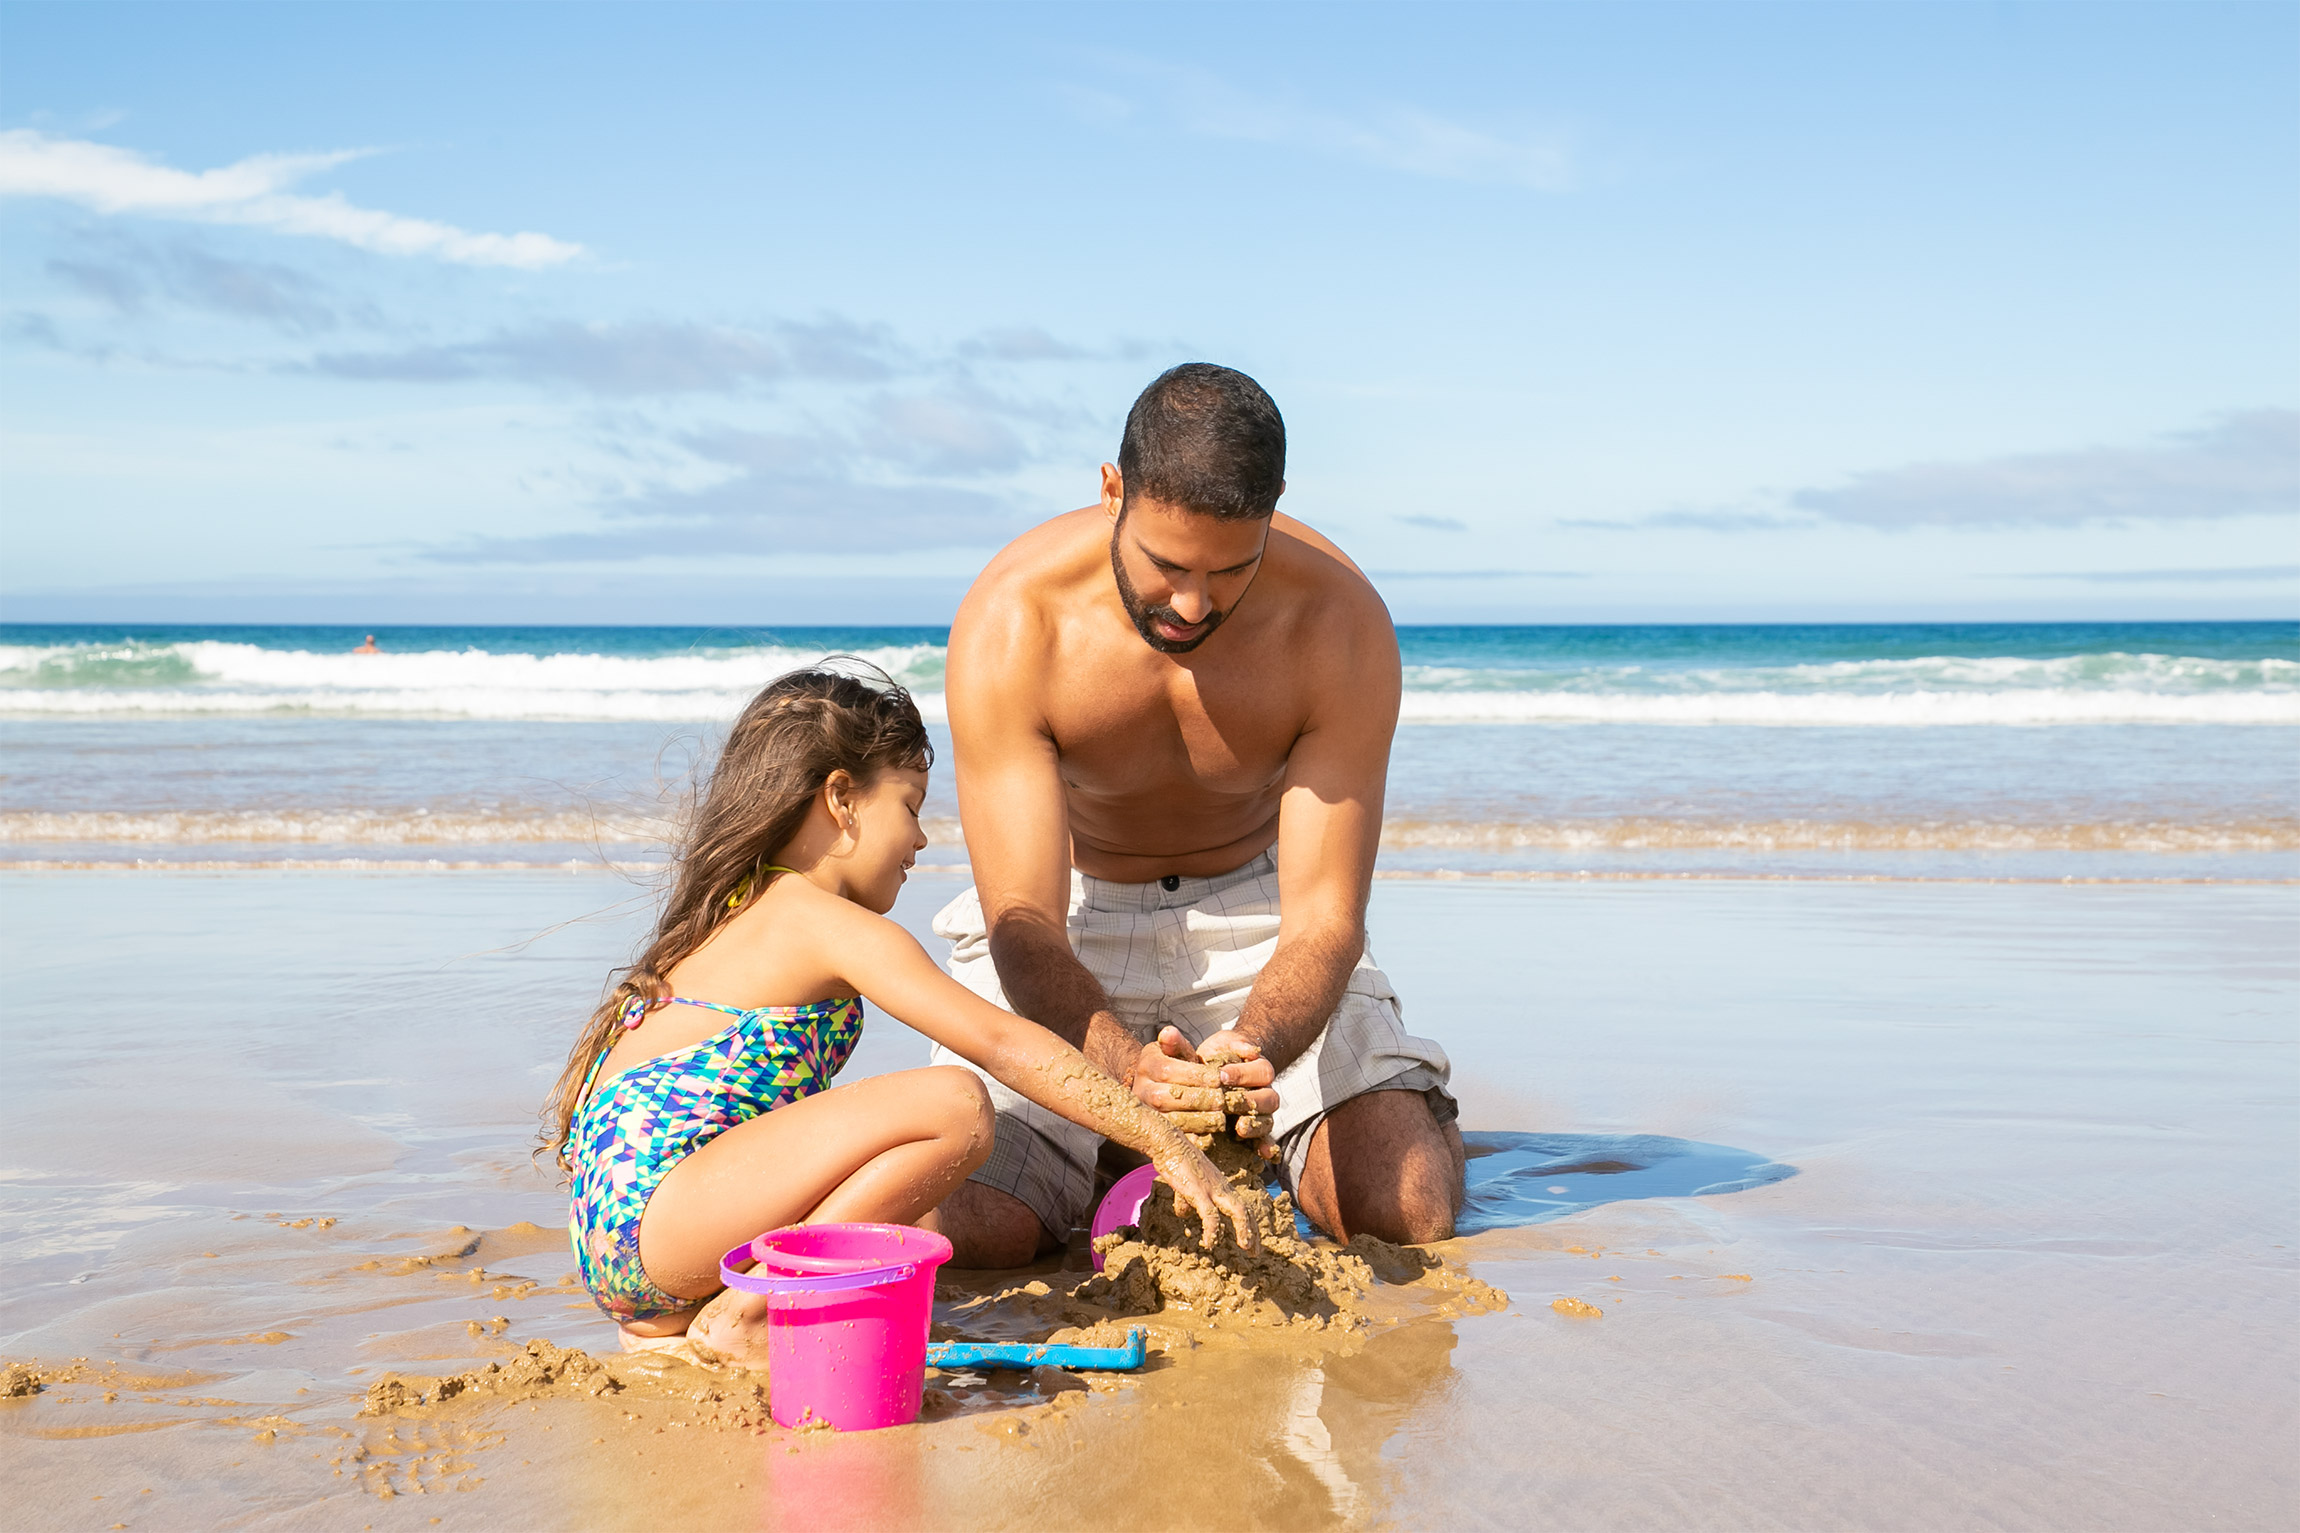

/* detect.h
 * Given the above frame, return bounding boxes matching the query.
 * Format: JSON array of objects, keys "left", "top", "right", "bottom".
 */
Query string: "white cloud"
[
  {"left": 0, "top": 130, "right": 583, "bottom": 269},
  {"left": 1570, "top": 412, "right": 2300, "bottom": 533},
  {"left": 2014, "top": 564, "right": 2300, "bottom": 584},
  {"left": 1793, "top": 411, "right": 2299, "bottom": 528},
  {"left": 1092, "top": 61, "right": 1572, "bottom": 191},
  {"left": 306, "top": 317, "right": 898, "bottom": 393}
]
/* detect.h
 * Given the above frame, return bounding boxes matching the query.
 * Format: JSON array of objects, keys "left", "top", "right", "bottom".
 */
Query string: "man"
[{"left": 927, "top": 363, "right": 1463, "bottom": 1269}]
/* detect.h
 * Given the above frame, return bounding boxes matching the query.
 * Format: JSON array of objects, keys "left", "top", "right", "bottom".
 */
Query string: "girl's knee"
[{"left": 925, "top": 1067, "right": 996, "bottom": 1163}]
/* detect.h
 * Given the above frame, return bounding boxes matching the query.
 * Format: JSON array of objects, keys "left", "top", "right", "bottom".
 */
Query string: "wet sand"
[{"left": 2, "top": 869, "right": 2293, "bottom": 1529}]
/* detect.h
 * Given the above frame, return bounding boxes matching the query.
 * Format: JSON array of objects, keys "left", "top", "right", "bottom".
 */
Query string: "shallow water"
[
  {"left": 1456, "top": 1131, "right": 1796, "bottom": 1234},
  {"left": 2, "top": 870, "right": 2294, "bottom": 1529}
]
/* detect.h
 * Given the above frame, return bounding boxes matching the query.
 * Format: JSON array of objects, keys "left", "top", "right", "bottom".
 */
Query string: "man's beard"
[{"left": 1110, "top": 530, "right": 1228, "bottom": 654}]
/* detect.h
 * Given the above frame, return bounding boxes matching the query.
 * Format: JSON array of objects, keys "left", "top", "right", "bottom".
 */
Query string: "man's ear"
[{"left": 1100, "top": 462, "right": 1124, "bottom": 521}]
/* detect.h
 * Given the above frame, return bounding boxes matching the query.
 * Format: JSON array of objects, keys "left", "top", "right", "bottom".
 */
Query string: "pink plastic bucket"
[{"left": 719, "top": 1222, "right": 953, "bottom": 1431}]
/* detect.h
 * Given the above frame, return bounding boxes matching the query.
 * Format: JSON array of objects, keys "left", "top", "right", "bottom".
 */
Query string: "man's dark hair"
[{"left": 1116, "top": 363, "right": 1286, "bottom": 520}]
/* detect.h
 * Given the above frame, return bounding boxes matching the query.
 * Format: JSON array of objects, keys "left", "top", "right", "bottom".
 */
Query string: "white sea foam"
[
  {"left": 1402, "top": 652, "right": 2300, "bottom": 694},
  {"left": 1376, "top": 817, "right": 2300, "bottom": 853},
  {"left": 0, "top": 809, "right": 674, "bottom": 844},
  {"left": 1396, "top": 690, "right": 2300, "bottom": 725},
  {"left": 0, "top": 640, "right": 951, "bottom": 722},
  {"left": 9, "top": 810, "right": 2287, "bottom": 853},
  {"left": 1, "top": 640, "right": 2293, "bottom": 724}
]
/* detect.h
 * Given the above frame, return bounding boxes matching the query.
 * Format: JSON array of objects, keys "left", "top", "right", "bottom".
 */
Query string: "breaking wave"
[
  {"left": 1, "top": 638, "right": 2292, "bottom": 725},
  {"left": 8, "top": 810, "right": 2287, "bottom": 854}
]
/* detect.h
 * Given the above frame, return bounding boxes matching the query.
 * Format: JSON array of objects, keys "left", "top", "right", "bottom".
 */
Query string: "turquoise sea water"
[{"left": 2, "top": 621, "right": 2292, "bottom": 878}]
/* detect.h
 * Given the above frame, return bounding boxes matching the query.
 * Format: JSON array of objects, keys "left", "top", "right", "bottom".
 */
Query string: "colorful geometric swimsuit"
[{"left": 567, "top": 989, "right": 864, "bottom": 1321}]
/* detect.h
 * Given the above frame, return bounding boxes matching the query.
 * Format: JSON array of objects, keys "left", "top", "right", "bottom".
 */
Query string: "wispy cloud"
[
  {"left": 415, "top": 367, "right": 1068, "bottom": 562},
  {"left": 1566, "top": 412, "right": 2299, "bottom": 534},
  {"left": 955, "top": 326, "right": 1094, "bottom": 363},
  {"left": 307, "top": 318, "right": 898, "bottom": 394},
  {"left": 2012, "top": 564, "right": 2300, "bottom": 584},
  {"left": 1370, "top": 569, "right": 1585, "bottom": 580},
  {"left": 0, "top": 130, "right": 583, "bottom": 268},
  {"left": 1396, "top": 513, "right": 1468, "bottom": 532},
  {"left": 1559, "top": 511, "right": 1814, "bottom": 532},
  {"left": 47, "top": 233, "right": 342, "bottom": 333},
  {"left": 858, "top": 389, "right": 1032, "bottom": 476},
  {"left": 426, "top": 421, "right": 1025, "bottom": 563},
  {"left": 1082, "top": 60, "right": 1572, "bottom": 190},
  {"left": 4, "top": 312, "right": 67, "bottom": 350},
  {"left": 1793, "top": 411, "right": 2299, "bottom": 528}
]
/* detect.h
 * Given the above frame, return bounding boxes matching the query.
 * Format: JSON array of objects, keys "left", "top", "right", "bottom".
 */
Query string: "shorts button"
[{"left": 1160, "top": 874, "right": 1181, "bottom": 892}]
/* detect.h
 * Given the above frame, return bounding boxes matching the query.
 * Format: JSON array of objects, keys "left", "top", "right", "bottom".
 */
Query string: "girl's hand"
[{"left": 1152, "top": 1140, "right": 1260, "bottom": 1254}]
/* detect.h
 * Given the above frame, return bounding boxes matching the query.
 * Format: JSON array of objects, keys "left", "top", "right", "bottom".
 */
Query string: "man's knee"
[
  {"left": 931, "top": 1178, "right": 1058, "bottom": 1270},
  {"left": 1299, "top": 1087, "right": 1463, "bottom": 1245}
]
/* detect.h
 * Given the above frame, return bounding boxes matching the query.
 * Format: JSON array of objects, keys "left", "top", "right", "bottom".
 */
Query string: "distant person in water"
[
  {"left": 928, "top": 362, "right": 1462, "bottom": 1269},
  {"left": 352, "top": 635, "right": 379, "bottom": 654}
]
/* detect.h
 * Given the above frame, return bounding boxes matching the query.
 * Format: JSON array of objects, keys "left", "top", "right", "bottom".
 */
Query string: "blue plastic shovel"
[{"left": 923, "top": 1328, "right": 1147, "bottom": 1371}]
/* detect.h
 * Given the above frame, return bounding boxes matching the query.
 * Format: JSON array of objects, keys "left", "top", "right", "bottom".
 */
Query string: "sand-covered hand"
[
  {"left": 1135, "top": 1026, "right": 1279, "bottom": 1124},
  {"left": 1153, "top": 1141, "right": 1259, "bottom": 1253}
]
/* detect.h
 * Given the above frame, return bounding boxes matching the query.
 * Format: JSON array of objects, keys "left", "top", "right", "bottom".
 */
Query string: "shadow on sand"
[{"left": 1454, "top": 1131, "right": 1797, "bottom": 1235}]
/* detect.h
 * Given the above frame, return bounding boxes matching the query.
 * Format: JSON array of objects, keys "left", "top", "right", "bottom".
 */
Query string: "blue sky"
[{"left": 2, "top": 0, "right": 2294, "bottom": 624}]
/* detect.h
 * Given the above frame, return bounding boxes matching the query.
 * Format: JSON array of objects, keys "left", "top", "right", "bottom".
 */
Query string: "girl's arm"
[{"left": 823, "top": 901, "right": 1258, "bottom": 1252}]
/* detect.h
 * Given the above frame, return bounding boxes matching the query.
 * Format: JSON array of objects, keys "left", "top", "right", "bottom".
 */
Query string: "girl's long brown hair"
[{"left": 542, "top": 662, "right": 933, "bottom": 1167}]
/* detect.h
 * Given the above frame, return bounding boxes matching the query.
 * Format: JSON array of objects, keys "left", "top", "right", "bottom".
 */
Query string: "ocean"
[{"left": 3, "top": 620, "right": 2293, "bottom": 880}]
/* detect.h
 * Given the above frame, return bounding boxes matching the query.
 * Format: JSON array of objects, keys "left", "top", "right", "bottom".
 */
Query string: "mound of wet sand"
[
  {"left": 4, "top": 1361, "right": 52, "bottom": 1397},
  {"left": 361, "top": 1339, "right": 770, "bottom": 1431},
  {"left": 1074, "top": 1166, "right": 1507, "bottom": 1332}
]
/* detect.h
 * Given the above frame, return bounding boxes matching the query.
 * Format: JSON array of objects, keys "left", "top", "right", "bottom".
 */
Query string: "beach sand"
[{"left": 2, "top": 868, "right": 2293, "bottom": 1529}]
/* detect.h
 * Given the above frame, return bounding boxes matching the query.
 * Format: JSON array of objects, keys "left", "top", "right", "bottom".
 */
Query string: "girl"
[{"left": 544, "top": 665, "right": 1252, "bottom": 1362}]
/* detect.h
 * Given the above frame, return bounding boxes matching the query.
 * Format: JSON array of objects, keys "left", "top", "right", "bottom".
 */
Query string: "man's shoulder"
[
  {"left": 961, "top": 508, "right": 1104, "bottom": 609},
  {"left": 1262, "top": 514, "right": 1396, "bottom": 655},
  {"left": 948, "top": 508, "right": 1105, "bottom": 672}
]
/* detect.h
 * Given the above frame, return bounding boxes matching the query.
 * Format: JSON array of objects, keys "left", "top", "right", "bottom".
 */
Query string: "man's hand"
[{"left": 1130, "top": 1027, "right": 1279, "bottom": 1151}]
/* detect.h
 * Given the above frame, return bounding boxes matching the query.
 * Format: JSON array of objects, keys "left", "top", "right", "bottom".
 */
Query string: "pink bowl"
[{"left": 1089, "top": 1164, "right": 1160, "bottom": 1272}]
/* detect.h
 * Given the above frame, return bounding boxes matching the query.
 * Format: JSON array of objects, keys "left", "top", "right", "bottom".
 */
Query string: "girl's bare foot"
[
  {"left": 687, "top": 1286, "right": 774, "bottom": 1368},
  {"left": 615, "top": 1326, "right": 721, "bottom": 1366},
  {"left": 614, "top": 1301, "right": 717, "bottom": 1363}
]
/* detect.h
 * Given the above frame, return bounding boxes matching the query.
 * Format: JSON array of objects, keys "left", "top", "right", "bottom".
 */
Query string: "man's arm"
[
  {"left": 1227, "top": 606, "right": 1402, "bottom": 1075},
  {"left": 945, "top": 590, "right": 1145, "bottom": 1085}
]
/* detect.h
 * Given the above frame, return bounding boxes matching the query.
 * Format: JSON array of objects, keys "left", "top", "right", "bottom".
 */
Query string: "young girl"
[{"left": 545, "top": 665, "right": 1252, "bottom": 1362}]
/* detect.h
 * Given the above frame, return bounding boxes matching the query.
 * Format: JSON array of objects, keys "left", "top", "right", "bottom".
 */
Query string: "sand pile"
[
  {"left": 1074, "top": 1163, "right": 1506, "bottom": 1332},
  {"left": 360, "top": 1339, "right": 769, "bottom": 1430},
  {"left": 4, "top": 1361, "right": 52, "bottom": 1397}
]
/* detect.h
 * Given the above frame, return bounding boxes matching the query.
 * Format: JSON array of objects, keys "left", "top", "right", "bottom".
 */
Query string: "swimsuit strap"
[
  {"left": 618, "top": 991, "right": 726, "bottom": 1030},
  {"left": 726, "top": 863, "right": 806, "bottom": 911},
  {"left": 618, "top": 991, "right": 857, "bottom": 1029},
  {"left": 662, "top": 996, "right": 753, "bottom": 1020}
]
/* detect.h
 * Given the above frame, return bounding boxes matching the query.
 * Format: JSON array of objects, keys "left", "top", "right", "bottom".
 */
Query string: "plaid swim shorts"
[{"left": 927, "top": 849, "right": 1455, "bottom": 1237}]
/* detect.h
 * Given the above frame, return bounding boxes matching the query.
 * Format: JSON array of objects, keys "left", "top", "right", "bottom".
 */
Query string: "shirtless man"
[{"left": 927, "top": 363, "right": 1464, "bottom": 1269}]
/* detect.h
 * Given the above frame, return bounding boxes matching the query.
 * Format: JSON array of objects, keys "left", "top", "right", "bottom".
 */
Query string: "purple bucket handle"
[{"left": 719, "top": 1239, "right": 921, "bottom": 1296}]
